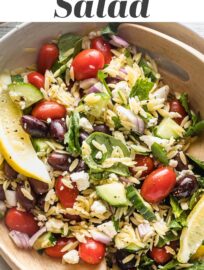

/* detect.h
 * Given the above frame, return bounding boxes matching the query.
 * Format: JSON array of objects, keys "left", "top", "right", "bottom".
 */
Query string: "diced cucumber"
[
  {"left": 8, "top": 83, "right": 43, "bottom": 109},
  {"left": 155, "top": 117, "right": 184, "bottom": 139},
  {"left": 125, "top": 243, "right": 142, "bottom": 252},
  {"left": 126, "top": 186, "right": 156, "bottom": 222},
  {"left": 96, "top": 183, "right": 129, "bottom": 207},
  {"left": 33, "top": 232, "right": 56, "bottom": 250},
  {"left": 32, "top": 138, "right": 50, "bottom": 153}
]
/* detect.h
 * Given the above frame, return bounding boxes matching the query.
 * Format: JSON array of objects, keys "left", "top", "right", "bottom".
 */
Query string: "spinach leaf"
[
  {"left": 169, "top": 219, "right": 182, "bottom": 231},
  {"left": 179, "top": 93, "right": 191, "bottom": 115},
  {"left": 170, "top": 196, "right": 183, "bottom": 219},
  {"left": 82, "top": 132, "right": 130, "bottom": 176},
  {"left": 185, "top": 120, "right": 204, "bottom": 137},
  {"left": 53, "top": 63, "right": 68, "bottom": 78},
  {"left": 97, "top": 70, "right": 112, "bottom": 96},
  {"left": 139, "top": 58, "right": 157, "bottom": 82},
  {"left": 58, "top": 33, "right": 82, "bottom": 63},
  {"left": 112, "top": 216, "right": 120, "bottom": 232},
  {"left": 160, "top": 260, "right": 179, "bottom": 270},
  {"left": 188, "top": 155, "right": 204, "bottom": 171},
  {"left": 101, "top": 23, "right": 120, "bottom": 39},
  {"left": 130, "top": 78, "right": 154, "bottom": 100},
  {"left": 11, "top": 74, "right": 23, "bottom": 83},
  {"left": 151, "top": 142, "right": 169, "bottom": 165},
  {"left": 64, "top": 112, "right": 81, "bottom": 156}
]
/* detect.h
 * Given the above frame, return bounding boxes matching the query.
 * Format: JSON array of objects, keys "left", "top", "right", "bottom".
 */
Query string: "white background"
[{"left": 0, "top": 0, "right": 204, "bottom": 22}]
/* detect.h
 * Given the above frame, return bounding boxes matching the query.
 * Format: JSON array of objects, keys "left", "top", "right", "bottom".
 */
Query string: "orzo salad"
[{"left": 1, "top": 23, "right": 204, "bottom": 269}]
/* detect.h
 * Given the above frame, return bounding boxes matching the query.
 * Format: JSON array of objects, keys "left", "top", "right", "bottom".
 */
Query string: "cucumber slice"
[
  {"left": 155, "top": 118, "right": 184, "bottom": 139},
  {"left": 126, "top": 186, "right": 156, "bottom": 221},
  {"left": 32, "top": 138, "right": 50, "bottom": 153},
  {"left": 8, "top": 83, "right": 43, "bottom": 109},
  {"left": 33, "top": 232, "right": 56, "bottom": 250},
  {"left": 96, "top": 183, "right": 129, "bottom": 207}
]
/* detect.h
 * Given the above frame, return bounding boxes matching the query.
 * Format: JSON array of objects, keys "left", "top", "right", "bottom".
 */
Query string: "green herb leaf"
[
  {"left": 112, "top": 116, "right": 122, "bottom": 129},
  {"left": 97, "top": 70, "right": 112, "bottom": 96},
  {"left": 158, "top": 231, "right": 179, "bottom": 247},
  {"left": 82, "top": 132, "right": 130, "bottom": 176},
  {"left": 185, "top": 120, "right": 204, "bottom": 137},
  {"left": 11, "top": 74, "right": 23, "bottom": 83},
  {"left": 160, "top": 260, "right": 179, "bottom": 270},
  {"left": 179, "top": 93, "right": 191, "bottom": 115},
  {"left": 58, "top": 33, "right": 82, "bottom": 63},
  {"left": 139, "top": 256, "right": 154, "bottom": 269},
  {"left": 112, "top": 217, "right": 120, "bottom": 232},
  {"left": 189, "top": 189, "right": 203, "bottom": 209},
  {"left": 151, "top": 142, "right": 169, "bottom": 165},
  {"left": 139, "top": 58, "right": 157, "bottom": 82},
  {"left": 130, "top": 78, "right": 154, "bottom": 100},
  {"left": 101, "top": 23, "right": 120, "bottom": 39},
  {"left": 64, "top": 112, "right": 81, "bottom": 156},
  {"left": 170, "top": 196, "right": 183, "bottom": 219}
]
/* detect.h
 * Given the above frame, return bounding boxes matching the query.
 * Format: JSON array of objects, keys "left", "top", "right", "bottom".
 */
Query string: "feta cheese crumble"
[
  {"left": 79, "top": 117, "right": 93, "bottom": 133},
  {"left": 91, "top": 200, "right": 107, "bottom": 214},
  {"left": 70, "top": 171, "right": 90, "bottom": 191},
  {"left": 63, "top": 250, "right": 79, "bottom": 264},
  {"left": 97, "top": 221, "right": 117, "bottom": 239}
]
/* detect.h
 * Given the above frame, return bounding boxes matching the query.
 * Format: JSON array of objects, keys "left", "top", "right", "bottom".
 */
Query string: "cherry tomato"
[
  {"left": 150, "top": 246, "right": 173, "bottom": 264},
  {"left": 37, "top": 44, "right": 59, "bottom": 74},
  {"left": 169, "top": 100, "right": 187, "bottom": 125},
  {"left": 72, "top": 49, "right": 105, "bottom": 81},
  {"left": 27, "top": 71, "right": 45, "bottom": 89},
  {"left": 32, "top": 100, "right": 66, "bottom": 120},
  {"left": 79, "top": 238, "right": 106, "bottom": 265},
  {"left": 55, "top": 176, "right": 79, "bottom": 208},
  {"left": 91, "top": 37, "right": 112, "bottom": 64},
  {"left": 5, "top": 208, "right": 39, "bottom": 236},
  {"left": 45, "top": 238, "right": 75, "bottom": 258},
  {"left": 141, "top": 166, "right": 176, "bottom": 203},
  {"left": 130, "top": 155, "right": 154, "bottom": 177}
]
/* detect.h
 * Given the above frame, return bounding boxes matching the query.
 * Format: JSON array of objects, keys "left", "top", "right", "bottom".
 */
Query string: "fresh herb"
[
  {"left": 97, "top": 70, "right": 112, "bottom": 96},
  {"left": 58, "top": 33, "right": 82, "bottom": 63},
  {"left": 169, "top": 219, "right": 182, "bottom": 231},
  {"left": 170, "top": 196, "right": 183, "bottom": 219},
  {"left": 64, "top": 112, "right": 81, "bottom": 156},
  {"left": 189, "top": 189, "right": 203, "bottom": 209},
  {"left": 185, "top": 120, "right": 204, "bottom": 137},
  {"left": 158, "top": 231, "right": 179, "bottom": 247},
  {"left": 130, "top": 78, "right": 154, "bottom": 100},
  {"left": 179, "top": 93, "right": 191, "bottom": 115},
  {"left": 11, "top": 74, "right": 23, "bottom": 83},
  {"left": 139, "top": 58, "right": 157, "bottom": 82},
  {"left": 82, "top": 132, "right": 130, "bottom": 176},
  {"left": 151, "top": 142, "right": 169, "bottom": 165},
  {"left": 112, "top": 116, "right": 122, "bottom": 129},
  {"left": 101, "top": 23, "right": 120, "bottom": 39},
  {"left": 160, "top": 260, "right": 179, "bottom": 270},
  {"left": 139, "top": 256, "right": 154, "bottom": 269},
  {"left": 89, "top": 170, "right": 111, "bottom": 181},
  {"left": 112, "top": 217, "right": 120, "bottom": 232},
  {"left": 126, "top": 185, "right": 156, "bottom": 221}
]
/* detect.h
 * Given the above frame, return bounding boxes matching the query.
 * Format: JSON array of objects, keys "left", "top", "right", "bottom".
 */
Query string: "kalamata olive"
[
  {"left": 115, "top": 249, "right": 136, "bottom": 270},
  {"left": 93, "top": 124, "right": 111, "bottom": 134},
  {"left": 174, "top": 152, "right": 188, "bottom": 171},
  {"left": 49, "top": 119, "right": 67, "bottom": 143},
  {"left": 74, "top": 159, "right": 88, "bottom": 172},
  {"left": 21, "top": 115, "right": 48, "bottom": 138},
  {"left": 64, "top": 213, "right": 81, "bottom": 222},
  {"left": 47, "top": 152, "right": 70, "bottom": 171},
  {"left": 106, "top": 77, "right": 121, "bottom": 84},
  {"left": 16, "top": 185, "right": 36, "bottom": 211},
  {"left": 3, "top": 162, "right": 18, "bottom": 179},
  {"left": 173, "top": 174, "right": 198, "bottom": 198},
  {"left": 37, "top": 195, "right": 45, "bottom": 211},
  {"left": 0, "top": 185, "right": 5, "bottom": 201},
  {"left": 28, "top": 178, "right": 49, "bottom": 195},
  {"left": 79, "top": 131, "right": 89, "bottom": 144}
]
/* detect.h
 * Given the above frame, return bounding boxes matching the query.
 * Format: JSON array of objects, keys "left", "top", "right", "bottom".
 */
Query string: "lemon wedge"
[
  {"left": 191, "top": 245, "right": 204, "bottom": 260},
  {"left": 177, "top": 195, "right": 204, "bottom": 263},
  {"left": 0, "top": 153, "right": 4, "bottom": 166},
  {"left": 0, "top": 90, "right": 51, "bottom": 185}
]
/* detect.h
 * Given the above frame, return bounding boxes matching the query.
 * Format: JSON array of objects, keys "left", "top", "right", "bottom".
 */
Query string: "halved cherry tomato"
[
  {"left": 32, "top": 100, "right": 66, "bottom": 120},
  {"left": 169, "top": 100, "right": 187, "bottom": 125},
  {"left": 79, "top": 238, "right": 106, "bottom": 265},
  {"left": 5, "top": 208, "right": 39, "bottom": 236},
  {"left": 27, "top": 71, "right": 45, "bottom": 89},
  {"left": 45, "top": 238, "right": 76, "bottom": 258},
  {"left": 55, "top": 176, "right": 79, "bottom": 208},
  {"left": 130, "top": 155, "right": 154, "bottom": 177},
  {"left": 91, "top": 37, "right": 112, "bottom": 64},
  {"left": 150, "top": 246, "right": 173, "bottom": 264},
  {"left": 141, "top": 166, "right": 176, "bottom": 203},
  {"left": 72, "top": 49, "right": 105, "bottom": 81},
  {"left": 37, "top": 44, "right": 59, "bottom": 74}
]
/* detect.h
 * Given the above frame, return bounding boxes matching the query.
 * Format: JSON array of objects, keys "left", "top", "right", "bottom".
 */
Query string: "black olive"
[
  {"left": 47, "top": 152, "right": 71, "bottom": 171},
  {"left": 0, "top": 185, "right": 5, "bottom": 201},
  {"left": 74, "top": 159, "right": 88, "bottom": 172},
  {"left": 3, "top": 162, "right": 18, "bottom": 179},
  {"left": 173, "top": 174, "right": 198, "bottom": 198},
  {"left": 115, "top": 249, "right": 136, "bottom": 270},
  {"left": 16, "top": 185, "right": 36, "bottom": 211},
  {"left": 28, "top": 178, "right": 49, "bottom": 195},
  {"left": 93, "top": 124, "right": 111, "bottom": 134},
  {"left": 174, "top": 152, "right": 188, "bottom": 171},
  {"left": 37, "top": 195, "right": 46, "bottom": 211},
  {"left": 49, "top": 119, "right": 67, "bottom": 143},
  {"left": 21, "top": 115, "right": 48, "bottom": 138}
]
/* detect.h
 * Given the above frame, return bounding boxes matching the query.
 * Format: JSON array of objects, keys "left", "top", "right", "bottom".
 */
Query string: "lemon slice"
[
  {"left": 177, "top": 195, "right": 204, "bottom": 263},
  {"left": 0, "top": 153, "right": 4, "bottom": 166},
  {"left": 0, "top": 90, "right": 51, "bottom": 185}
]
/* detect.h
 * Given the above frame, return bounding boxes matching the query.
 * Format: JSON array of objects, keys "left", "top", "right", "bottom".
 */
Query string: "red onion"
[
  {"left": 120, "top": 68, "right": 128, "bottom": 75},
  {"left": 29, "top": 226, "right": 47, "bottom": 247},
  {"left": 80, "top": 78, "right": 98, "bottom": 90},
  {"left": 5, "top": 190, "right": 17, "bottom": 207},
  {"left": 110, "top": 35, "right": 129, "bottom": 48},
  {"left": 90, "top": 230, "right": 112, "bottom": 245},
  {"left": 87, "top": 85, "right": 101, "bottom": 94},
  {"left": 119, "top": 177, "right": 132, "bottom": 184},
  {"left": 9, "top": 230, "right": 30, "bottom": 249}
]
